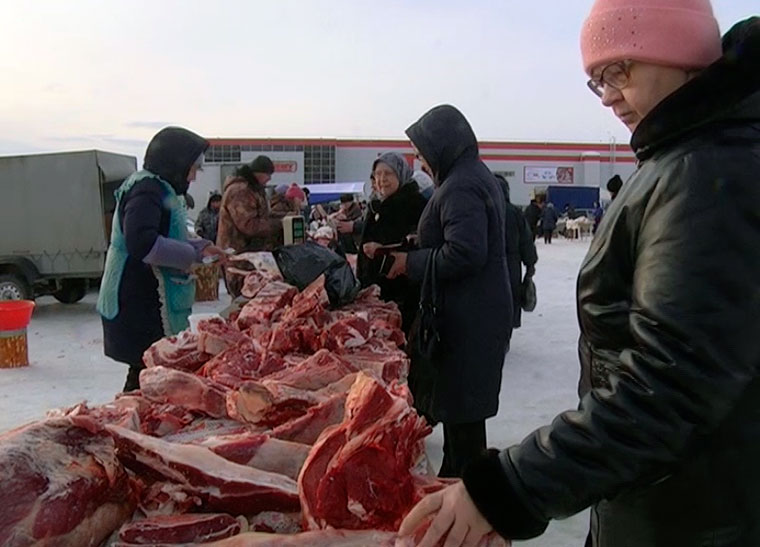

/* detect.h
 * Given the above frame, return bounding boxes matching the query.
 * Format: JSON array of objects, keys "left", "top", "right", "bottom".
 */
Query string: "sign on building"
[{"left": 524, "top": 166, "right": 574, "bottom": 184}]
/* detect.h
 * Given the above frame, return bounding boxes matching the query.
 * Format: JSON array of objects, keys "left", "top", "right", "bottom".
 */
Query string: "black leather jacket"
[{"left": 463, "top": 17, "right": 760, "bottom": 546}]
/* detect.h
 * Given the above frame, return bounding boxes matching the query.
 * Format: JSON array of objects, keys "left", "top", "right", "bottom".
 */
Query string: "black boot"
[{"left": 123, "top": 364, "right": 144, "bottom": 392}]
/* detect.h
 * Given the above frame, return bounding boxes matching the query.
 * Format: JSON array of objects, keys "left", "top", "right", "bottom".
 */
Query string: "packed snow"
[{"left": 0, "top": 238, "right": 592, "bottom": 545}]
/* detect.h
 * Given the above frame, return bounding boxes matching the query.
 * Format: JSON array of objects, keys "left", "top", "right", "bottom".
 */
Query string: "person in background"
[
  {"left": 523, "top": 198, "right": 542, "bottom": 240},
  {"left": 285, "top": 183, "right": 306, "bottom": 214},
  {"left": 494, "top": 174, "right": 537, "bottom": 332},
  {"left": 270, "top": 183, "right": 292, "bottom": 214},
  {"left": 194, "top": 191, "right": 222, "bottom": 243},
  {"left": 301, "top": 186, "right": 311, "bottom": 219},
  {"left": 606, "top": 174, "right": 623, "bottom": 201},
  {"left": 399, "top": 7, "right": 760, "bottom": 547},
  {"left": 592, "top": 200, "right": 604, "bottom": 234},
  {"left": 358, "top": 152, "right": 427, "bottom": 334},
  {"left": 412, "top": 169, "right": 435, "bottom": 200},
  {"left": 386, "top": 105, "right": 511, "bottom": 479},
  {"left": 540, "top": 202, "right": 559, "bottom": 244},
  {"left": 216, "top": 155, "right": 281, "bottom": 297},
  {"left": 334, "top": 193, "right": 363, "bottom": 254},
  {"left": 97, "top": 127, "right": 227, "bottom": 392}
]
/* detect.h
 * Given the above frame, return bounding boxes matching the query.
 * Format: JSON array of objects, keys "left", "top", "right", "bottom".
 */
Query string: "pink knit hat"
[{"left": 580, "top": 0, "right": 722, "bottom": 75}]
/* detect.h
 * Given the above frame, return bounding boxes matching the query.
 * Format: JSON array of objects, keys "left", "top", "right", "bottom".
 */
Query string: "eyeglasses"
[{"left": 587, "top": 60, "right": 633, "bottom": 98}]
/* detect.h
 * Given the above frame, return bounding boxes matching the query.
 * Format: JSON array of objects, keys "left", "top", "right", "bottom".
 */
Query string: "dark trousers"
[
  {"left": 543, "top": 229, "right": 554, "bottom": 244},
  {"left": 438, "top": 420, "right": 487, "bottom": 478}
]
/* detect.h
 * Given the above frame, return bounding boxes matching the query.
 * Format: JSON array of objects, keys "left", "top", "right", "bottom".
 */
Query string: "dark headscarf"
[{"left": 143, "top": 127, "right": 208, "bottom": 196}]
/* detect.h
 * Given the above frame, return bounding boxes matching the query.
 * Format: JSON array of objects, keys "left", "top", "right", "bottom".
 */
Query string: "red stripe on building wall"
[
  {"left": 206, "top": 137, "right": 633, "bottom": 155},
  {"left": 480, "top": 154, "right": 637, "bottom": 163}
]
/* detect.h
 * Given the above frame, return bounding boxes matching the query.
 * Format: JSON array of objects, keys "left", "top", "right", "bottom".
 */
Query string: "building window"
[{"left": 303, "top": 145, "right": 336, "bottom": 184}]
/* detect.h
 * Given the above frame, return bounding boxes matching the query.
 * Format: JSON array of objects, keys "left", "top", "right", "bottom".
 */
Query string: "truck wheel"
[
  {"left": 53, "top": 279, "right": 88, "bottom": 304},
  {"left": 0, "top": 274, "right": 32, "bottom": 301}
]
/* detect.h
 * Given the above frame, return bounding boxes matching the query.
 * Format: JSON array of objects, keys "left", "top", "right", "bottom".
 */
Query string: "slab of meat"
[
  {"left": 229, "top": 252, "right": 283, "bottom": 281},
  {"left": 281, "top": 275, "right": 329, "bottom": 322},
  {"left": 0, "top": 418, "right": 136, "bottom": 547},
  {"left": 339, "top": 338, "right": 410, "bottom": 383},
  {"left": 162, "top": 418, "right": 253, "bottom": 444},
  {"left": 143, "top": 330, "right": 210, "bottom": 373},
  {"left": 198, "top": 317, "right": 249, "bottom": 356},
  {"left": 107, "top": 425, "right": 300, "bottom": 516},
  {"left": 262, "top": 349, "right": 357, "bottom": 391},
  {"left": 241, "top": 270, "right": 282, "bottom": 298},
  {"left": 270, "top": 392, "right": 348, "bottom": 445},
  {"left": 138, "top": 481, "right": 203, "bottom": 516},
  {"left": 118, "top": 513, "right": 245, "bottom": 545},
  {"left": 141, "top": 366, "right": 229, "bottom": 418},
  {"left": 201, "top": 339, "right": 285, "bottom": 389},
  {"left": 320, "top": 314, "right": 370, "bottom": 351},
  {"left": 237, "top": 281, "right": 298, "bottom": 329},
  {"left": 370, "top": 317, "right": 406, "bottom": 347},
  {"left": 206, "top": 529, "right": 400, "bottom": 546},
  {"left": 267, "top": 317, "right": 322, "bottom": 355},
  {"left": 298, "top": 374, "right": 431, "bottom": 531},
  {"left": 198, "top": 433, "right": 310, "bottom": 481},
  {"left": 228, "top": 374, "right": 357, "bottom": 429}
]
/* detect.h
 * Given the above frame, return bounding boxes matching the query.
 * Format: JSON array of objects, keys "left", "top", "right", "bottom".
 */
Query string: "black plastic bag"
[
  {"left": 273, "top": 242, "right": 360, "bottom": 307},
  {"left": 521, "top": 275, "right": 537, "bottom": 312}
]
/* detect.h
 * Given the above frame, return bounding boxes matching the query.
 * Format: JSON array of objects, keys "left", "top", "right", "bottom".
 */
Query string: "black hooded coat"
[
  {"left": 102, "top": 127, "right": 208, "bottom": 365},
  {"left": 460, "top": 18, "right": 760, "bottom": 546},
  {"left": 405, "top": 105, "right": 512, "bottom": 424}
]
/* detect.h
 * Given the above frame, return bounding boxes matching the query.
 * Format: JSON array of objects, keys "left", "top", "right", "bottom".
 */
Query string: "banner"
[{"left": 524, "top": 166, "right": 574, "bottom": 184}]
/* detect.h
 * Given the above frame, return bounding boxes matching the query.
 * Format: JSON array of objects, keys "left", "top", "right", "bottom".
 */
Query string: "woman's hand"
[
  {"left": 336, "top": 221, "right": 354, "bottom": 234},
  {"left": 201, "top": 245, "right": 229, "bottom": 265},
  {"left": 397, "top": 481, "right": 500, "bottom": 547},
  {"left": 386, "top": 252, "right": 407, "bottom": 279},
  {"left": 363, "top": 242, "right": 382, "bottom": 259}
]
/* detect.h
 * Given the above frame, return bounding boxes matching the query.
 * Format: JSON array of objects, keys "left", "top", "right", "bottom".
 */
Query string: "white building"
[{"left": 188, "top": 137, "right": 636, "bottom": 214}]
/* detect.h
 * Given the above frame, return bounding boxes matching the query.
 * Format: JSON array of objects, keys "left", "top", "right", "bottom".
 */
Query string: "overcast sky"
[{"left": 1, "top": 0, "right": 756, "bottom": 163}]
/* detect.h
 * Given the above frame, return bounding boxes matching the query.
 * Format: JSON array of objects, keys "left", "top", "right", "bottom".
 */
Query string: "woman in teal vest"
[{"left": 98, "top": 127, "right": 226, "bottom": 391}]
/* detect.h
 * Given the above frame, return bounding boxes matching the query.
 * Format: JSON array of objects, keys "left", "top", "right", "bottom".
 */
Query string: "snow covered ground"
[{"left": 0, "top": 237, "right": 592, "bottom": 545}]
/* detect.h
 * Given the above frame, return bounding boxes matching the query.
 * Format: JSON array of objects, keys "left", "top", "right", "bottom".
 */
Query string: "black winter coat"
[
  {"left": 405, "top": 105, "right": 512, "bottom": 424},
  {"left": 505, "top": 202, "right": 537, "bottom": 329},
  {"left": 523, "top": 203, "right": 541, "bottom": 236},
  {"left": 461, "top": 19, "right": 760, "bottom": 545},
  {"left": 357, "top": 182, "right": 426, "bottom": 332},
  {"left": 102, "top": 129, "right": 208, "bottom": 365}
]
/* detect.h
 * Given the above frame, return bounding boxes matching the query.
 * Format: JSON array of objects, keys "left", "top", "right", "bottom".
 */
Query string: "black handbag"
[
  {"left": 415, "top": 249, "right": 442, "bottom": 361},
  {"left": 521, "top": 274, "right": 537, "bottom": 312}
]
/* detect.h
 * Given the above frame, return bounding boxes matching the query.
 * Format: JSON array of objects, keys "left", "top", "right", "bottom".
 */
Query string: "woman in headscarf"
[
  {"left": 98, "top": 127, "right": 226, "bottom": 391},
  {"left": 356, "top": 151, "right": 427, "bottom": 334}
]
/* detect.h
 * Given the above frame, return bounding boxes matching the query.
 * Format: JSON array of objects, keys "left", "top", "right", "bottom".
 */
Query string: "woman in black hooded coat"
[{"left": 387, "top": 105, "right": 512, "bottom": 478}]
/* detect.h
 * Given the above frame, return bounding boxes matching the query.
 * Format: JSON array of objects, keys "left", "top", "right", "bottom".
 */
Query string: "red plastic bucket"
[
  {"left": 0, "top": 300, "right": 34, "bottom": 368},
  {"left": 0, "top": 301, "right": 35, "bottom": 331}
]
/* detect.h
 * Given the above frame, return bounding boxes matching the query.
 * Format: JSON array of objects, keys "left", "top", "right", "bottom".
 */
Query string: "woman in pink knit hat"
[{"left": 399, "top": 4, "right": 760, "bottom": 547}]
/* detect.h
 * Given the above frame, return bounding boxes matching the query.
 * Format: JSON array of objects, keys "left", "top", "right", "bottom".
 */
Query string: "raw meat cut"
[
  {"left": 198, "top": 433, "right": 310, "bottom": 481},
  {"left": 140, "top": 366, "right": 229, "bottom": 419},
  {"left": 339, "top": 339, "right": 410, "bottom": 383},
  {"left": 262, "top": 349, "right": 357, "bottom": 391},
  {"left": 138, "top": 481, "right": 203, "bottom": 516},
  {"left": 228, "top": 375, "right": 357, "bottom": 429},
  {"left": 118, "top": 513, "right": 244, "bottom": 545},
  {"left": 267, "top": 316, "right": 324, "bottom": 354},
  {"left": 206, "top": 527, "right": 507, "bottom": 546},
  {"left": 143, "top": 330, "right": 210, "bottom": 373},
  {"left": 229, "top": 252, "right": 283, "bottom": 280},
  {"left": 248, "top": 511, "right": 302, "bottom": 534},
  {"left": 320, "top": 314, "right": 370, "bottom": 350},
  {"left": 270, "top": 392, "right": 348, "bottom": 445},
  {"left": 298, "top": 373, "right": 431, "bottom": 531},
  {"left": 107, "top": 425, "right": 300, "bottom": 515},
  {"left": 198, "top": 318, "right": 249, "bottom": 356},
  {"left": 241, "top": 270, "right": 282, "bottom": 298},
  {"left": 162, "top": 418, "right": 252, "bottom": 444},
  {"left": 0, "top": 418, "right": 136, "bottom": 547},
  {"left": 237, "top": 282, "right": 298, "bottom": 329},
  {"left": 281, "top": 275, "right": 329, "bottom": 322},
  {"left": 200, "top": 339, "right": 285, "bottom": 389}
]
